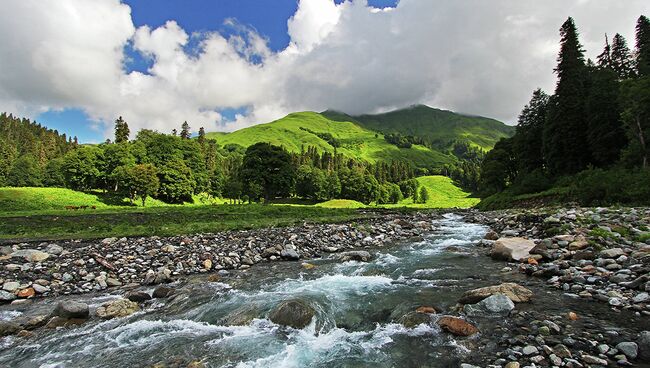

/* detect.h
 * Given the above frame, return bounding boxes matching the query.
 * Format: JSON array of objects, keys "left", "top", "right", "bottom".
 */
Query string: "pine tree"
[
  {"left": 597, "top": 34, "right": 612, "bottom": 68},
  {"left": 610, "top": 34, "right": 635, "bottom": 80},
  {"left": 114, "top": 116, "right": 130, "bottom": 144},
  {"left": 514, "top": 89, "right": 549, "bottom": 173},
  {"left": 636, "top": 15, "right": 650, "bottom": 76},
  {"left": 180, "top": 121, "right": 191, "bottom": 139},
  {"left": 198, "top": 127, "right": 206, "bottom": 146},
  {"left": 543, "top": 17, "right": 591, "bottom": 175},
  {"left": 172, "top": 129, "right": 177, "bottom": 136}
]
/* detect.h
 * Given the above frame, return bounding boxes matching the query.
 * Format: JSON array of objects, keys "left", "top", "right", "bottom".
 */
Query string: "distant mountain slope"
[
  {"left": 205, "top": 105, "right": 514, "bottom": 169},
  {"left": 324, "top": 105, "right": 514, "bottom": 150},
  {"left": 206, "top": 112, "right": 455, "bottom": 168}
]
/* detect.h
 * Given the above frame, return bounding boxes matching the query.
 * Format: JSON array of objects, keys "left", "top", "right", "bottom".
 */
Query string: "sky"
[{"left": 0, "top": 1, "right": 648, "bottom": 143}]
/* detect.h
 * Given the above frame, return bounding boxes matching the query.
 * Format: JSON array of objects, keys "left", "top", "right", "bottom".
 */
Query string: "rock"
[
  {"left": 0, "top": 290, "right": 17, "bottom": 302},
  {"left": 639, "top": 331, "right": 650, "bottom": 361},
  {"left": 54, "top": 301, "right": 89, "bottom": 319},
  {"left": 463, "top": 294, "right": 514, "bottom": 317},
  {"left": 581, "top": 354, "right": 608, "bottom": 365},
  {"left": 268, "top": 299, "right": 315, "bottom": 329},
  {"left": 96, "top": 299, "right": 140, "bottom": 319},
  {"left": 203, "top": 259, "right": 213, "bottom": 270},
  {"left": 504, "top": 363, "right": 520, "bottom": 368},
  {"left": 632, "top": 292, "right": 649, "bottom": 304},
  {"left": 10, "top": 249, "right": 51, "bottom": 262},
  {"left": 490, "top": 237, "right": 536, "bottom": 261},
  {"left": 280, "top": 249, "right": 300, "bottom": 260},
  {"left": 484, "top": 230, "right": 499, "bottom": 241},
  {"left": 568, "top": 311, "right": 579, "bottom": 321},
  {"left": 45, "top": 244, "right": 64, "bottom": 255},
  {"left": 0, "top": 321, "right": 21, "bottom": 336},
  {"left": 337, "top": 251, "right": 372, "bottom": 262},
  {"left": 32, "top": 284, "right": 49, "bottom": 294},
  {"left": 616, "top": 342, "right": 638, "bottom": 360},
  {"left": 398, "top": 311, "right": 431, "bottom": 328},
  {"left": 415, "top": 306, "right": 437, "bottom": 314},
  {"left": 17, "top": 287, "right": 35, "bottom": 298},
  {"left": 106, "top": 278, "right": 122, "bottom": 287},
  {"left": 437, "top": 316, "right": 479, "bottom": 336},
  {"left": 102, "top": 237, "right": 118, "bottom": 245},
  {"left": 301, "top": 263, "right": 316, "bottom": 270},
  {"left": 220, "top": 305, "right": 260, "bottom": 326},
  {"left": 523, "top": 345, "right": 539, "bottom": 355},
  {"left": 600, "top": 248, "right": 625, "bottom": 258},
  {"left": 3, "top": 281, "right": 20, "bottom": 292},
  {"left": 152, "top": 286, "right": 175, "bottom": 298},
  {"left": 126, "top": 291, "right": 152, "bottom": 303},
  {"left": 459, "top": 283, "right": 533, "bottom": 304},
  {"left": 45, "top": 316, "right": 87, "bottom": 329}
]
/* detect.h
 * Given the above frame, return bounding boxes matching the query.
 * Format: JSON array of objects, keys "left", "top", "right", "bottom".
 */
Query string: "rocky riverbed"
[{"left": 0, "top": 208, "right": 648, "bottom": 368}]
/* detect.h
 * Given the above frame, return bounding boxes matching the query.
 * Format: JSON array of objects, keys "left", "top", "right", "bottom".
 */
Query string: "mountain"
[
  {"left": 205, "top": 105, "right": 514, "bottom": 169},
  {"left": 324, "top": 105, "right": 515, "bottom": 150}
]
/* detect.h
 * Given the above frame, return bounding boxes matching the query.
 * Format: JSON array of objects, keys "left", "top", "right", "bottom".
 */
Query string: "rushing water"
[{"left": 0, "top": 214, "right": 648, "bottom": 368}]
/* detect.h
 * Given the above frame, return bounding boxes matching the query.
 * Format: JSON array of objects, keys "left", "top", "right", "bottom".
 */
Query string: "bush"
[
  {"left": 510, "top": 169, "right": 553, "bottom": 195},
  {"left": 571, "top": 167, "right": 650, "bottom": 206}
]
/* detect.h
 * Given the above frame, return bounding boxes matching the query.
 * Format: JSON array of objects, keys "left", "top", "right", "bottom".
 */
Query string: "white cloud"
[{"left": 0, "top": 0, "right": 649, "bottom": 140}]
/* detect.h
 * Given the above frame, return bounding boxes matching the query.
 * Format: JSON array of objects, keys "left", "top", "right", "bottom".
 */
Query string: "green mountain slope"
[
  {"left": 207, "top": 111, "right": 455, "bottom": 167},
  {"left": 325, "top": 105, "right": 515, "bottom": 150},
  {"left": 206, "top": 105, "right": 514, "bottom": 168}
]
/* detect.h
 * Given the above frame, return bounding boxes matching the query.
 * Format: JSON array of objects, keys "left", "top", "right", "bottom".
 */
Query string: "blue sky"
[{"left": 36, "top": 0, "right": 399, "bottom": 142}]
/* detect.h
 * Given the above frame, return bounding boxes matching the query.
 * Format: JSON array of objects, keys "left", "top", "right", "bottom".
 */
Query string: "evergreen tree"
[
  {"left": 514, "top": 89, "right": 549, "bottom": 173},
  {"left": 610, "top": 34, "right": 635, "bottom": 80},
  {"left": 180, "top": 121, "right": 191, "bottom": 139},
  {"left": 636, "top": 15, "right": 650, "bottom": 77},
  {"left": 620, "top": 77, "right": 650, "bottom": 168},
  {"left": 418, "top": 186, "right": 429, "bottom": 204},
  {"left": 7, "top": 154, "right": 43, "bottom": 187},
  {"left": 597, "top": 34, "right": 612, "bottom": 68},
  {"left": 114, "top": 116, "right": 130, "bottom": 144},
  {"left": 198, "top": 127, "right": 206, "bottom": 146},
  {"left": 543, "top": 17, "right": 591, "bottom": 175}
]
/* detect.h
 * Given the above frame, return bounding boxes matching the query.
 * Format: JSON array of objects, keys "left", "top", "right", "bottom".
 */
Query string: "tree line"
[
  {"left": 480, "top": 16, "right": 650, "bottom": 203},
  {"left": 0, "top": 115, "right": 429, "bottom": 206}
]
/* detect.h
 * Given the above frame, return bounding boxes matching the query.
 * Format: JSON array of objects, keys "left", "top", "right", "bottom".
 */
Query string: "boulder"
[
  {"left": 616, "top": 342, "right": 638, "bottom": 360},
  {"left": 45, "top": 244, "right": 64, "bottom": 255},
  {"left": 96, "top": 299, "right": 140, "bottom": 319},
  {"left": 54, "top": 301, "right": 89, "bottom": 319},
  {"left": 0, "top": 321, "right": 21, "bottom": 336},
  {"left": 268, "top": 299, "right": 315, "bottom": 329},
  {"left": 437, "top": 316, "right": 479, "bottom": 336},
  {"left": 463, "top": 294, "right": 515, "bottom": 317},
  {"left": 491, "top": 237, "right": 536, "bottom": 261},
  {"left": 152, "top": 286, "right": 175, "bottom": 298},
  {"left": 125, "top": 291, "right": 152, "bottom": 303},
  {"left": 600, "top": 248, "right": 625, "bottom": 258},
  {"left": 398, "top": 311, "right": 431, "bottom": 328},
  {"left": 10, "top": 249, "right": 51, "bottom": 263},
  {"left": 337, "top": 251, "right": 373, "bottom": 262},
  {"left": 459, "top": 283, "right": 533, "bottom": 304},
  {"left": 280, "top": 249, "right": 300, "bottom": 260},
  {"left": 484, "top": 230, "right": 499, "bottom": 241}
]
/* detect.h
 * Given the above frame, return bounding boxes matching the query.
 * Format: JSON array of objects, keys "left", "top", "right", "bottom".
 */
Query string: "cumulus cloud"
[{"left": 0, "top": 0, "right": 648, "bottom": 139}]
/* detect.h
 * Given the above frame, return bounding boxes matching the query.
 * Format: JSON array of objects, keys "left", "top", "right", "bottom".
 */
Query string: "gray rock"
[
  {"left": 45, "top": 244, "right": 64, "bottom": 255},
  {"left": 126, "top": 291, "right": 151, "bottom": 303},
  {"left": 600, "top": 248, "right": 625, "bottom": 258},
  {"left": 632, "top": 292, "right": 649, "bottom": 304},
  {"left": 54, "top": 301, "right": 89, "bottom": 319},
  {"left": 639, "top": 331, "right": 650, "bottom": 361},
  {"left": 463, "top": 294, "right": 515, "bottom": 317},
  {"left": 398, "top": 311, "right": 431, "bottom": 328},
  {"left": 280, "top": 249, "right": 300, "bottom": 260},
  {"left": 490, "top": 237, "right": 536, "bottom": 261},
  {"left": 3, "top": 281, "right": 20, "bottom": 292},
  {"left": 10, "top": 249, "right": 50, "bottom": 262},
  {"left": 616, "top": 342, "right": 638, "bottom": 360},
  {"left": 0, "top": 321, "right": 21, "bottom": 336},
  {"left": 522, "top": 345, "right": 539, "bottom": 355},
  {"left": 0, "top": 290, "right": 16, "bottom": 302},
  {"left": 581, "top": 354, "right": 608, "bottom": 365},
  {"left": 268, "top": 299, "right": 315, "bottom": 329},
  {"left": 337, "top": 251, "right": 372, "bottom": 262}
]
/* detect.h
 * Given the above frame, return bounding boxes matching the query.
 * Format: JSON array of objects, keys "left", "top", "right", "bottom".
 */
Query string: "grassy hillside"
[
  {"left": 392, "top": 176, "right": 479, "bottom": 208},
  {"left": 207, "top": 111, "right": 455, "bottom": 168},
  {"left": 329, "top": 105, "right": 514, "bottom": 150}
]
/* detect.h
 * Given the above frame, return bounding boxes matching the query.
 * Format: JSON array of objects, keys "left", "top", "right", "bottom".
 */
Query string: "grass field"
[
  {"left": 391, "top": 176, "right": 479, "bottom": 208},
  {"left": 206, "top": 112, "right": 455, "bottom": 168},
  {"left": 315, "top": 199, "right": 367, "bottom": 209}
]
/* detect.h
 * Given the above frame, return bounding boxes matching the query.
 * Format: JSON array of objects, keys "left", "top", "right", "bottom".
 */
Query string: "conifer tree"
[
  {"left": 198, "top": 127, "right": 206, "bottom": 146},
  {"left": 610, "top": 34, "right": 635, "bottom": 80},
  {"left": 180, "top": 121, "right": 191, "bottom": 139},
  {"left": 636, "top": 15, "right": 650, "bottom": 76},
  {"left": 514, "top": 89, "right": 549, "bottom": 173},
  {"left": 543, "top": 17, "right": 591, "bottom": 175},
  {"left": 114, "top": 116, "right": 130, "bottom": 144}
]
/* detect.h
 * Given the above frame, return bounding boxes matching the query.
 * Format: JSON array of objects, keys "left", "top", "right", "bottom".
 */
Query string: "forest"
[{"left": 479, "top": 15, "right": 650, "bottom": 206}]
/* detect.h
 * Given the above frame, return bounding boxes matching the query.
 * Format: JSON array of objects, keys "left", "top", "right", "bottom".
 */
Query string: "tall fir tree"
[
  {"left": 543, "top": 17, "right": 591, "bottom": 175},
  {"left": 610, "top": 34, "right": 635, "bottom": 80},
  {"left": 198, "top": 127, "right": 206, "bottom": 146},
  {"left": 114, "top": 116, "right": 130, "bottom": 144},
  {"left": 514, "top": 89, "right": 549, "bottom": 173},
  {"left": 180, "top": 121, "right": 191, "bottom": 139},
  {"left": 636, "top": 15, "right": 650, "bottom": 76}
]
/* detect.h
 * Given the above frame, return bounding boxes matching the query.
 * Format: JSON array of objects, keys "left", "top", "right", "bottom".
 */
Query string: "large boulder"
[
  {"left": 437, "top": 316, "right": 479, "bottom": 336},
  {"left": 398, "top": 311, "right": 431, "bottom": 328},
  {"left": 54, "top": 301, "right": 89, "bottom": 319},
  {"left": 268, "top": 300, "right": 315, "bottom": 329},
  {"left": 459, "top": 283, "right": 533, "bottom": 304},
  {"left": 10, "top": 249, "right": 50, "bottom": 263},
  {"left": 96, "top": 299, "right": 140, "bottom": 319},
  {"left": 463, "top": 294, "right": 515, "bottom": 317},
  {"left": 491, "top": 237, "right": 536, "bottom": 261}
]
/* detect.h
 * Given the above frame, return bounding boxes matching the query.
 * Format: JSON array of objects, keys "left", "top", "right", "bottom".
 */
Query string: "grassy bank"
[{"left": 0, "top": 204, "right": 367, "bottom": 241}]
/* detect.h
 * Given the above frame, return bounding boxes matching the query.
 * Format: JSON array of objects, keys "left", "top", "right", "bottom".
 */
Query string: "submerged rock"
[
  {"left": 459, "top": 283, "right": 533, "bottom": 304},
  {"left": 54, "top": 301, "right": 89, "bottom": 319},
  {"left": 398, "top": 311, "right": 431, "bottom": 328},
  {"left": 125, "top": 291, "right": 152, "bottom": 303},
  {"left": 437, "top": 316, "right": 479, "bottom": 336},
  {"left": 152, "top": 286, "right": 175, "bottom": 298},
  {"left": 96, "top": 299, "right": 140, "bottom": 319},
  {"left": 490, "top": 237, "right": 536, "bottom": 261},
  {"left": 337, "top": 251, "right": 373, "bottom": 262},
  {"left": 220, "top": 305, "right": 260, "bottom": 326},
  {"left": 268, "top": 299, "right": 315, "bottom": 329},
  {"left": 0, "top": 321, "right": 21, "bottom": 336}
]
